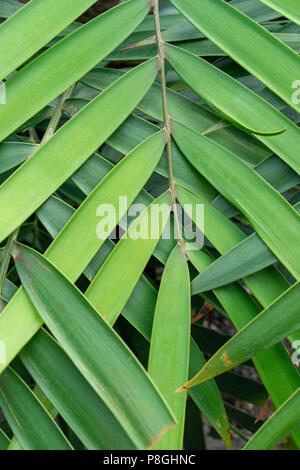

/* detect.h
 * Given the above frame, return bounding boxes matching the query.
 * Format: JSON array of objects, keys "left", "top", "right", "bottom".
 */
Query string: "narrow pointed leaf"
[
  {"left": 0, "top": 0, "right": 22, "bottom": 19},
  {"left": 0, "top": 0, "right": 99, "bottom": 81},
  {"left": 258, "top": 1, "right": 300, "bottom": 26},
  {"left": 170, "top": 0, "right": 300, "bottom": 113},
  {"left": 34, "top": 194, "right": 231, "bottom": 448},
  {"left": 192, "top": 233, "right": 276, "bottom": 294},
  {"left": 13, "top": 243, "right": 175, "bottom": 450},
  {"left": 166, "top": 43, "right": 300, "bottom": 174},
  {"left": 82, "top": 67, "right": 271, "bottom": 167},
  {"left": 193, "top": 201, "right": 300, "bottom": 292},
  {"left": 166, "top": 43, "right": 285, "bottom": 136},
  {"left": 0, "top": 368, "right": 72, "bottom": 450},
  {"left": 183, "top": 281, "right": 300, "bottom": 389},
  {"left": 85, "top": 192, "right": 171, "bottom": 326},
  {"left": 244, "top": 387, "right": 300, "bottom": 450},
  {"left": 177, "top": 185, "right": 300, "bottom": 447},
  {"left": 188, "top": 339, "right": 232, "bottom": 449},
  {"left": 0, "top": 131, "right": 163, "bottom": 374},
  {"left": 148, "top": 246, "right": 190, "bottom": 450},
  {"left": 0, "top": 58, "right": 158, "bottom": 243},
  {"left": 0, "top": 0, "right": 152, "bottom": 142},
  {"left": 20, "top": 329, "right": 136, "bottom": 450},
  {"left": 0, "top": 142, "right": 37, "bottom": 174},
  {"left": 47, "top": 130, "right": 165, "bottom": 279},
  {"left": 172, "top": 120, "right": 300, "bottom": 280}
]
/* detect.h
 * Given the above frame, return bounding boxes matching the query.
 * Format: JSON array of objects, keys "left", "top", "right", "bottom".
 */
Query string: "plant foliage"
[{"left": 0, "top": 0, "right": 299, "bottom": 451}]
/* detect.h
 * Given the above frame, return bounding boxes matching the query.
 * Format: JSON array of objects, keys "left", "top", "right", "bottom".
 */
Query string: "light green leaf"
[
  {"left": 193, "top": 201, "right": 300, "bottom": 293},
  {"left": 258, "top": 0, "right": 300, "bottom": 26},
  {"left": 166, "top": 43, "right": 286, "bottom": 136},
  {"left": 0, "top": 0, "right": 99, "bottom": 81},
  {"left": 0, "top": 58, "right": 159, "bottom": 243},
  {"left": 166, "top": 43, "right": 300, "bottom": 174},
  {"left": 148, "top": 245, "right": 190, "bottom": 450},
  {"left": 82, "top": 67, "right": 271, "bottom": 167},
  {"left": 177, "top": 184, "right": 300, "bottom": 446},
  {"left": 192, "top": 233, "right": 276, "bottom": 294},
  {"left": 86, "top": 192, "right": 171, "bottom": 326},
  {"left": 170, "top": 0, "right": 300, "bottom": 113},
  {"left": 0, "top": 0, "right": 152, "bottom": 142}
]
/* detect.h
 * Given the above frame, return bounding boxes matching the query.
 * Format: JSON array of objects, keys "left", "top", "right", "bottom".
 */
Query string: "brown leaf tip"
[{"left": 11, "top": 243, "right": 21, "bottom": 261}]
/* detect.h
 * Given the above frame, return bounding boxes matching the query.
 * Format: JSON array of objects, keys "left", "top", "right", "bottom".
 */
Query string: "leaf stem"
[
  {"left": 41, "top": 83, "right": 76, "bottom": 144},
  {"left": 0, "top": 228, "right": 19, "bottom": 297},
  {"left": 0, "top": 84, "right": 76, "bottom": 297},
  {"left": 153, "top": 0, "right": 186, "bottom": 254}
]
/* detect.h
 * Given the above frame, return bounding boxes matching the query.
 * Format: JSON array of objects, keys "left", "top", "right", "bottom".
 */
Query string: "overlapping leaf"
[{"left": 13, "top": 243, "right": 175, "bottom": 450}]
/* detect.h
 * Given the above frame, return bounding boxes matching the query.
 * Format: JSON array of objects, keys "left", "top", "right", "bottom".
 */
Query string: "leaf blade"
[
  {"left": 170, "top": 0, "right": 300, "bottom": 113},
  {"left": 13, "top": 243, "right": 175, "bottom": 450},
  {"left": 0, "top": 58, "right": 159, "bottom": 243},
  {"left": 148, "top": 246, "right": 190, "bottom": 450},
  {"left": 183, "top": 281, "right": 300, "bottom": 388},
  {"left": 0, "top": 0, "right": 99, "bottom": 81},
  {"left": 0, "top": 368, "right": 72, "bottom": 450}
]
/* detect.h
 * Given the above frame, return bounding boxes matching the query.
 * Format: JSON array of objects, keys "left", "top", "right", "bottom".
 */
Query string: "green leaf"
[
  {"left": 0, "top": 0, "right": 99, "bottom": 81},
  {"left": 166, "top": 43, "right": 300, "bottom": 174},
  {"left": 0, "top": 142, "right": 37, "bottom": 174},
  {"left": 0, "top": 0, "right": 151, "bottom": 142},
  {"left": 258, "top": 1, "right": 300, "bottom": 26},
  {"left": 0, "top": 428, "right": 9, "bottom": 450},
  {"left": 0, "top": 133, "right": 164, "bottom": 375},
  {"left": 170, "top": 0, "right": 300, "bottom": 113},
  {"left": 16, "top": 242, "right": 174, "bottom": 449},
  {"left": 213, "top": 156, "right": 300, "bottom": 218},
  {"left": 183, "top": 399, "right": 206, "bottom": 450},
  {"left": 36, "top": 192, "right": 231, "bottom": 449},
  {"left": 0, "top": 367, "right": 72, "bottom": 450},
  {"left": 82, "top": 67, "right": 271, "bottom": 167},
  {"left": 0, "top": 0, "right": 22, "bottom": 19},
  {"left": 148, "top": 246, "right": 190, "bottom": 450},
  {"left": 172, "top": 120, "right": 300, "bottom": 281},
  {"left": 36, "top": 190, "right": 231, "bottom": 448},
  {"left": 177, "top": 185, "right": 300, "bottom": 446},
  {"left": 193, "top": 201, "right": 300, "bottom": 293},
  {"left": 13, "top": 243, "right": 175, "bottom": 450},
  {"left": 0, "top": 58, "right": 159, "bottom": 243},
  {"left": 192, "top": 233, "right": 276, "bottom": 294},
  {"left": 166, "top": 43, "right": 286, "bottom": 136},
  {"left": 188, "top": 339, "right": 232, "bottom": 449},
  {"left": 244, "top": 387, "right": 300, "bottom": 450},
  {"left": 85, "top": 192, "right": 171, "bottom": 325},
  {"left": 20, "top": 329, "right": 136, "bottom": 450},
  {"left": 182, "top": 281, "right": 300, "bottom": 388},
  {"left": 47, "top": 129, "right": 165, "bottom": 280}
]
